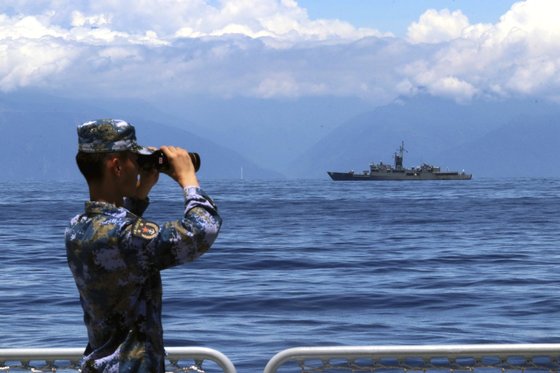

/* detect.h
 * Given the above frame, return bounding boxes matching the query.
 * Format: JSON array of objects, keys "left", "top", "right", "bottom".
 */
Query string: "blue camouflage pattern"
[
  {"left": 65, "top": 187, "right": 222, "bottom": 372},
  {"left": 78, "top": 119, "right": 152, "bottom": 154}
]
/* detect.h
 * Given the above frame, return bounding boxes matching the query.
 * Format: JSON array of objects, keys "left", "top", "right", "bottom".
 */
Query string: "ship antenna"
[
  {"left": 399, "top": 141, "right": 407, "bottom": 156},
  {"left": 394, "top": 141, "right": 407, "bottom": 170}
]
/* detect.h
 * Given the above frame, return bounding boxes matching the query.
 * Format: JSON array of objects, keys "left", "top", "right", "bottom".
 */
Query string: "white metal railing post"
[{"left": 166, "top": 347, "right": 237, "bottom": 373}]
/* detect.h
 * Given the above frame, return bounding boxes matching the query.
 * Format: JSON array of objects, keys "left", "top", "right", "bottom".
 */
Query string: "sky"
[
  {"left": 298, "top": 0, "right": 519, "bottom": 37},
  {"left": 1, "top": 0, "right": 559, "bottom": 105}
]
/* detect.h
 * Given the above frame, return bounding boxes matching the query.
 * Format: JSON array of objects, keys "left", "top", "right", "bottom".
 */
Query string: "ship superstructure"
[{"left": 327, "top": 142, "right": 472, "bottom": 181}]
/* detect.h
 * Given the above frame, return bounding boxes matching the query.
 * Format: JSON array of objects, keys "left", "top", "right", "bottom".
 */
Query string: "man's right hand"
[{"left": 160, "top": 146, "right": 200, "bottom": 188}]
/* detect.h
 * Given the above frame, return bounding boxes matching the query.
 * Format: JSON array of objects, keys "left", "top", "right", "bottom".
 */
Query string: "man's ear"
[{"left": 107, "top": 154, "right": 122, "bottom": 176}]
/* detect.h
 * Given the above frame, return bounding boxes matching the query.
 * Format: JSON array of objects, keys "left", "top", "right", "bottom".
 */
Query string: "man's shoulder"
[{"left": 67, "top": 203, "right": 140, "bottom": 236}]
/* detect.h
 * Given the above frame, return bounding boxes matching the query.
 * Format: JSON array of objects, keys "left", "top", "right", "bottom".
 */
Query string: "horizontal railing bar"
[
  {"left": 0, "top": 348, "right": 84, "bottom": 361},
  {"left": 0, "top": 347, "right": 236, "bottom": 373},
  {"left": 264, "top": 344, "right": 560, "bottom": 373}
]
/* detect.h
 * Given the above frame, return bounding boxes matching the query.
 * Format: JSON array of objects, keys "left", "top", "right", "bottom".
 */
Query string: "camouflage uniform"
[{"left": 66, "top": 119, "right": 222, "bottom": 372}]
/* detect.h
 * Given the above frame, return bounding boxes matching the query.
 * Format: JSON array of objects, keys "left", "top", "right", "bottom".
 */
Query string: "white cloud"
[
  {"left": 402, "top": 0, "right": 560, "bottom": 102},
  {"left": 507, "top": 58, "right": 559, "bottom": 94},
  {"left": 0, "top": 0, "right": 560, "bottom": 104},
  {"left": 70, "top": 11, "right": 111, "bottom": 28},
  {"left": 0, "top": 13, "right": 63, "bottom": 39},
  {"left": 0, "top": 37, "right": 76, "bottom": 90},
  {"left": 407, "top": 9, "right": 471, "bottom": 44}
]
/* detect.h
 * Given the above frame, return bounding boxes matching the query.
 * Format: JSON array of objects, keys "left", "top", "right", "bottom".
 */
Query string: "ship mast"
[{"left": 394, "top": 141, "right": 406, "bottom": 170}]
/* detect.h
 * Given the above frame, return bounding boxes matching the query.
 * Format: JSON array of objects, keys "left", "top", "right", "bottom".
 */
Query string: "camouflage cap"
[{"left": 77, "top": 119, "right": 153, "bottom": 154}]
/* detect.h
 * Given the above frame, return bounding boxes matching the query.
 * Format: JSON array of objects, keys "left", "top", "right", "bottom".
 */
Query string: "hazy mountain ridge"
[
  {"left": 1, "top": 91, "right": 559, "bottom": 181},
  {"left": 439, "top": 113, "right": 560, "bottom": 177},
  {"left": 0, "top": 91, "right": 281, "bottom": 181},
  {"left": 155, "top": 94, "right": 375, "bottom": 174}
]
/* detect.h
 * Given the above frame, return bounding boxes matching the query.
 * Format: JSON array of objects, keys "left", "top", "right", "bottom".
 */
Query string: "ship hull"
[{"left": 327, "top": 171, "right": 472, "bottom": 181}]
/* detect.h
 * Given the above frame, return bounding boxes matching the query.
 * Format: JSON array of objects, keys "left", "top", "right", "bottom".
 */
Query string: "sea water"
[{"left": 1, "top": 178, "right": 559, "bottom": 371}]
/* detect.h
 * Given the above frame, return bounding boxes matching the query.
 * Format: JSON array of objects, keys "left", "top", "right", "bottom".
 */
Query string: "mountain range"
[
  {"left": 0, "top": 91, "right": 281, "bottom": 181},
  {"left": 1, "top": 91, "right": 559, "bottom": 181}
]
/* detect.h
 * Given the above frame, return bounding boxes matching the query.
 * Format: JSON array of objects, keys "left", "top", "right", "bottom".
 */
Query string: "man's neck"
[{"left": 89, "top": 181, "right": 124, "bottom": 207}]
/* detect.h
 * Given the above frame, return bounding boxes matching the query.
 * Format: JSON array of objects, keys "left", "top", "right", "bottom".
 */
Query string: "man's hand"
[{"left": 160, "top": 145, "right": 199, "bottom": 188}]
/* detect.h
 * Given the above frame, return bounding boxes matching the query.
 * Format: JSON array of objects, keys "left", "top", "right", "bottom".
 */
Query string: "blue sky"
[
  {"left": 298, "top": 0, "right": 519, "bottom": 36},
  {"left": 1, "top": 0, "right": 559, "bottom": 105}
]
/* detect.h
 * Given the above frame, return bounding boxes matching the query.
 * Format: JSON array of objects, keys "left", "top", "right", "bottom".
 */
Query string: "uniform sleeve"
[{"left": 126, "top": 187, "right": 222, "bottom": 272}]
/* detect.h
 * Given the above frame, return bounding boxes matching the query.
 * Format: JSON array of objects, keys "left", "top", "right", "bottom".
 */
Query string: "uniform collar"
[{"left": 85, "top": 200, "right": 122, "bottom": 215}]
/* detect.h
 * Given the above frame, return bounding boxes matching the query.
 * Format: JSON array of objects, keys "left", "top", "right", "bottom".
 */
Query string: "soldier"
[{"left": 65, "top": 119, "right": 222, "bottom": 372}]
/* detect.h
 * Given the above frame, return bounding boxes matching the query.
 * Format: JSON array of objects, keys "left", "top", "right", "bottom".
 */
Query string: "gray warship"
[{"left": 327, "top": 142, "right": 472, "bottom": 181}]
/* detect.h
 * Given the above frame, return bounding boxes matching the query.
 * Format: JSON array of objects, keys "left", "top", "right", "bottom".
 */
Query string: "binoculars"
[{"left": 137, "top": 150, "right": 200, "bottom": 172}]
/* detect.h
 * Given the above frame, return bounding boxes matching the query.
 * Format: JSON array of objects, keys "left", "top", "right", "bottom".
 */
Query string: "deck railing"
[
  {"left": 263, "top": 344, "right": 560, "bottom": 373},
  {"left": 0, "top": 346, "right": 236, "bottom": 373},
  {"left": 3, "top": 344, "right": 560, "bottom": 373}
]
